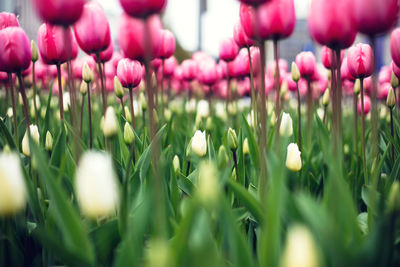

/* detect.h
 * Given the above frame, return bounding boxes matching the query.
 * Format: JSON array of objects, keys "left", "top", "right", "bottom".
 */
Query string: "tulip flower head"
[
  {"left": 32, "top": 0, "right": 85, "bottom": 26},
  {"left": 158, "top": 29, "right": 176, "bottom": 59},
  {"left": 239, "top": 0, "right": 270, "bottom": 6},
  {"left": 123, "top": 122, "right": 135, "bottom": 145},
  {"left": 357, "top": 95, "right": 371, "bottom": 115},
  {"left": 347, "top": 44, "right": 374, "bottom": 79},
  {"left": 119, "top": 0, "right": 167, "bottom": 18},
  {"left": 181, "top": 59, "right": 198, "bottom": 81},
  {"left": 219, "top": 37, "right": 239, "bottom": 62},
  {"left": 21, "top": 124, "right": 40, "bottom": 157},
  {"left": 280, "top": 112, "right": 293, "bottom": 137},
  {"left": 295, "top": 52, "right": 316, "bottom": 78},
  {"left": 321, "top": 46, "right": 344, "bottom": 69},
  {"left": 286, "top": 143, "right": 302, "bottom": 172},
  {"left": 0, "top": 27, "right": 31, "bottom": 73},
  {"left": 0, "top": 12, "right": 20, "bottom": 30},
  {"left": 233, "top": 21, "right": 254, "bottom": 48},
  {"left": 117, "top": 58, "right": 143, "bottom": 89},
  {"left": 191, "top": 130, "right": 207, "bottom": 157},
  {"left": 390, "top": 28, "right": 400, "bottom": 68}
]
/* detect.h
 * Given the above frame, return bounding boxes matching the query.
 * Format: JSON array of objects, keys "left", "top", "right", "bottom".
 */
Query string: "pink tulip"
[
  {"left": 237, "top": 77, "right": 251, "bottom": 96},
  {"left": 353, "top": 0, "right": 399, "bottom": 36},
  {"left": 198, "top": 60, "right": 219, "bottom": 86},
  {"left": 233, "top": 21, "right": 254, "bottom": 48},
  {"left": 119, "top": 0, "right": 167, "bottom": 18},
  {"left": 73, "top": 2, "right": 111, "bottom": 55},
  {"left": 378, "top": 66, "right": 392, "bottom": 85},
  {"left": 0, "top": 12, "right": 19, "bottom": 29},
  {"left": 358, "top": 95, "right": 371, "bottom": 115},
  {"left": 72, "top": 57, "right": 96, "bottom": 79},
  {"left": 285, "top": 73, "right": 297, "bottom": 92},
  {"left": 181, "top": 59, "right": 197, "bottom": 81},
  {"left": 192, "top": 51, "right": 214, "bottom": 63},
  {"left": 117, "top": 58, "right": 143, "bottom": 88},
  {"left": 295, "top": 52, "right": 316, "bottom": 78},
  {"left": 347, "top": 43, "right": 374, "bottom": 79},
  {"left": 308, "top": 0, "right": 356, "bottom": 49},
  {"left": 92, "top": 42, "right": 114, "bottom": 63},
  {"left": 0, "top": 27, "right": 31, "bottom": 73},
  {"left": 219, "top": 37, "right": 239, "bottom": 62},
  {"left": 321, "top": 46, "right": 344, "bottom": 69},
  {"left": 118, "top": 13, "right": 162, "bottom": 61},
  {"left": 38, "top": 24, "right": 77, "bottom": 65},
  {"left": 342, "top": 80, "right": 354, "bottom": 96},
  {"left": 340, "top": 57, "right": 355, "bottom": 81},
  {"left": 32, "top": 0, "right": 84, "bottom": 26},
  {"left": 392, "top": 61, "right": 400, "bottom": 80},
  {"left": 378, "top": 82, "right": 391, "bottom": 100},
  {"left": 266, "top": 59, "right": 287, "bottom": 78},
  {"left": 238, "top": 0, "right": 270, "bottom": 6},
  {"left": 158, "top": 29, "right": 176, "bottom": 59},
  {"left": 240, "top": 0, "right": 295, "bottom": 41},
  {"left": 162, "top": 56, "right": 177, "bottom": 77},
  {"left": 390, "top": 28, "right": 400, "bottom": 67}
]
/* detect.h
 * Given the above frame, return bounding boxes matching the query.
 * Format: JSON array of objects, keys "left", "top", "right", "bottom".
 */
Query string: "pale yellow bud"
[
  {"left": 31, "top": 40, "right": 38, "bottom": 62},
  {"left": 172, "top": 155, "right": 180, "bottom": 174},
  {"left": 45, "top": 131, "right": 53, "bottom": 152},
  {"left": 285, "top": 143, "right": 302, "bottom": 172},
  {"left": 191, "top": 130, "right": 207, "bottom": 157},
  {"left": 227, "top": 128, "right": 238, "bottom": 150},
  {"left": 387, "top": 87, "right": 396, "bottom": 109},
  {"left": 140, "top": 92, "right": 147, "bottom": 111},
  {"left": 103, "top": 107, "right": 118, "bottom": 138},
  {"left": 291, "top": 62, "right": 300, "bottom": 82},
  {"left": 124, "top": 106, "right": 132, "bottom": 123},
  {"left": 280, "top": 112, "right": 293, "bottom": 137},
  {"left": 80, "top": 81, "right": 88, "bottom": 95},
  {"left": 322, "top": 89, "right": 330, "bottom": 107},
  {"left": 82, "top": 63, "right": 94, "bottom": 83},
  {"left": 243, "top": 138, "right": 249, "bottom": 155},
  {"left": 114, "top": 76, "right": 125, "bottom": 99},
  {"left": 197, "top": 161, "right": 219, "bottom": 206},
  {"left": 22, "top": 124, "right": 40, "bottom": 157},
  {"left": 123, "top": 122, "right": 135, "bottom": 145}
]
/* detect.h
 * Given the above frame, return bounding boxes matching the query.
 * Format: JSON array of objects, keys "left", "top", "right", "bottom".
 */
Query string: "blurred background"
[{"left": 0, "top": 0, "right": 392, "bottom": 67}]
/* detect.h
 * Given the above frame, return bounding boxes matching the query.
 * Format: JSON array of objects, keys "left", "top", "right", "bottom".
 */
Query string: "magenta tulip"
[
  {"left": 353, "top": 0, "right": 399, "bottom": 36},
  {"left": 238, "top": 0, "right": 270, "bottom": 6},
  {"left": 116, "top": 58, "right": 143, "bottom": 88},
  {"left": 158, "top": 29, "right": 176, "bottom": 59},
  {"left": 340, "top": 58, "right": 356, "bottom": 82},
  {"left": 392, "top": 61, "right": 400, "bottom": 79},
  {"left": 347, "top": 44, "right": 374, "bottom": 79},
  {"left": 181, "top": 59, "right": 197, "bottom": 82},
  {"left": 73, "top": 2, "right": 111, "bottom": 55},
  {"left": 390, "top": 28, "right": 400, "bottom": 67},
  {"left": 119, "top": 0, "right": 167, "bottom": 18},
  {"left": 0, "top": 27, "right": 31, "bottom": 73},
  {"left": 118, "top": 13, "right": 162, "bottom": 61},
  {"left": 295, "top": 52, "right": 316, "bottom": 78},
  {"left": 378, "top": 66, "right": 392, "bottom": 85},
  {"left": 378, "top": 82, "right": 391, "bottom": 100},
  {"left": 358, "top": 95, "right": 371, "bottom": 115},
  {"left": 93, "top": 42, "right": 114, "bottom": 63},
  {"left": 198, "top": 61, "right": 219, "bottom": 86},
  {"left": 321, "top": 46, "right": 344, "bottom": 69},
  {"left": 32, "top": 0, "right": 84, "bottom": 26},
  {"left": 0, "top": 12, "right": 19, "bottom": 29},
  {"left": 219, "top": 37, "right": 239, "bottom": 62},
  {"left": 233, "top": 21, "right": 254, "bottom": 48},
  {"left": 162, "top": 56, "right": 177, "bottom": 77}
]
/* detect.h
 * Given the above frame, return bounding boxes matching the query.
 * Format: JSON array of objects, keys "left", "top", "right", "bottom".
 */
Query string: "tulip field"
[{"left": 1, "top": 0, "right": 400, "bottom": 266}]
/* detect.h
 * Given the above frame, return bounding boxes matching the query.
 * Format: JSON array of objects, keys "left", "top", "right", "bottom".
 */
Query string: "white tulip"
[
  {"left": 63, "top": 92, "right": 70, "bottom": 112},
  {"left": 191, "top": 130, "right": 207, "bottom": 157},
  {"left": 197, "top": 161, "right": 219, "bottom": 206},
  {"left": 75, "top": 151, "right": 120, "bottom": 219},
  {"left": 6, "top": 107, "right": 13, "bottom": 117},
  {"left": 197, "top": 99, "right": 209, "bottom": 118},
  {"left": 0, "top": 152, "right": 27, "bottom": 215},
  {"left": 280, "top": 112, "right": 293, "bottom": 137},
  {"left": 22, "top": 124, "right": 40, "bottom": 157},
  {"left": 185, "top": 99, "right": 196, "bottom": 113},
  {"left": 215, "top": 102, "right": 227, "bottom": 121},
  {"left": 103, "top": 107, "right": 118, "bottom": 138},
  {"left": 286, "top": 143, "right": 302, "bottom": 172}
]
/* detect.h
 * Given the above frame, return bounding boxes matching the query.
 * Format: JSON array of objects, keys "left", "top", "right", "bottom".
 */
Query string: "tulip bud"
[
  {"left": 387, "top": 87, "right": 396, "bottom": 109},
  {"left": 191, "top": 130, "right": 207, "bottom": 157},
  {"left": 22, "top": 124, "right": 40, "bottom": 157},
  {"left": 354, "top": 79, "right": 361, "bottom": 95},
  {"left": 3, "top": 145, "right": 11, "bottom": 153},
  {"left": 281, "top": 81, "right": 288, "bottom": 98},
  {"left": 114, "top": 76, "right": 125, "bottom": 99},
  {"left": 391, "top": 71, "right": 399, "bottom": 89},
  {"left": 140, "top": 92, "right": 147, "bottom": 111},
  {"left": 45, "top": 131, "right": 53, "bottom": 152},
  {"left": 286, "top": 143, "right": 302, "bottom": 172},
  {"left": 322, "top": 89, "right": 330, "bottom": 107},
  {"left": 164, "top": 108, "right": 172, "bottom": 122},
  {"left": 197, "top": 161, "right": 219, "bottom": 206},
  {"left": 80, "top": 80, "right": 88, "bottom": 95},
  {"left": 172, "top": 155, "right": 180, "bottom": 174},
  {"left": 146, "top": 238, "right": 172, "bottom": 267},
  {"left": 82, "top": 63, "right": 94, "bottom": 83},
  {"left": 31, "top": 40, "right": 38, "bottom": 62},
  {"left": 217, "top": 145, "right": 229, "bottom": 168},
  {"left": 123, "top": 122, "right": 134, "bottom": 145},
  {"left": 7, "top": 107, "right": 13, "bottom": 117},
  {"left": 291, "top": 62, "right": 300, "bottom": 82},
  {"left": 281, "top": 225, "right": 319, "bottom": 267},
  {"left": 388, "top": 181, "right": 400, "bottom": 213},
  {"left": 103, "top": 107, "right": 118, "bottom": 138},
  {"left": 280, "top": 112, "right": 293, "bottom": 137},
  {"left": 75, "top": 151, "right": 120, "bottom": 218},
  {"left": 123, "top": 106, "right": 132, "bottom": 123},
  {"left": 227, "top": 128, "right": 238, "bottom": 150},
  {"left": 206, "top": 117, "right": 213, "bottom": 131},
  {"left": 197, "top": 100, "right": 209, "bottom": 118},
  {"left": 0, "top": 152, "right": 27, "bottom": 215},
  {"left": 63, "top": 92, "right": 70, "bottom": 112},
  {"left": 243, "top": 138, "right": 249, "bottom": 155},
  {"left": 185, "top": 99, "right": 196, "bottom": 113}
]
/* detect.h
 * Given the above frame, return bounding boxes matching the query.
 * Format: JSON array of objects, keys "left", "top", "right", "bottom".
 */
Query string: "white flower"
[
  {"left": 317, "top": 108, "right": 324, "bottom": 121},
  {"left": 22, "top": 124, "right": 40, "bottom": 157},
  {"left": 280, "top": 112, "right": 293, "bottom": 137},
  {"left": 197, "top": 99, "right": 209, "bottom": 118},
  {"left": 63, "top": 92, "right": 70, "bottom": 112},
  {"left": 75, "top": 151, "right": 120, "bottom": 219},
  {"left": 191, "top": 130, "right": 207, "bottom": 157},
  {"left": 0, "top": 152, "right": 27, "bottom": 215},
  {"left": 103, "top": 107, "right": 118, "bottom": 138},
  {"left": 247, "top": 110, "right": 256, "bottom": 127},
  {"left": 197, "top": 161, "right": 219, "bottom": 205},
  {"left": 215, "top": 102, "right": 227, "bottom": 121},
  {"left": 243, "top": 138, "right": 249, "bottom": 155},
  {"left": 286, "top": 143, "right": 302, "bottom": 172},
  {"left": 6, "top": 107, "right": 13, "bottom": 117},
  {"left": 185, "top": 98, "right": 196, "bottom": 113},
  {"left": 281, "top": 225, "right": 319, "bottom": 267}
]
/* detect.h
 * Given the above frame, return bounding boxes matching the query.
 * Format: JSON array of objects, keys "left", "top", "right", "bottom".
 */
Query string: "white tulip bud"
[
  {"left": 215, "top": 102, "right": 227, "bottom": 121},
  {"left": 31, "top": 40, "right": 39, "bottom": 62},
  {"left": 243, "top": 138, "right": 249, "bottom": 155},
  {"left": 280, "top": 112, "right": 293, "bottom": 137},
  {"left": 197, "top": 99, "right": 209, "bottom": 118},
  {"left": 124, "top": 106, "right": 132, "bottom": 123},
  {"left": 63, "top": 92, "right": 70, "bottom": 112},
  {"left": 75, "top": 151, "right": 120, "bottom": 219},
  {"left": 139, "top": 92, "right": 147, "bottom": 111},
  {"left": 82, "top": 63, "right": 94, "bottom": 84},
  {"left": 123, "top": 122, "right": 134, "bottom": 145},
  {"left": 45, "top": 131, "right": 53, "bottom": 152},
  {"left": 7, "top": 107, "right": 13, "bottom": 117},
  {"left": 172, "top": 155, "right": 180, "bottom": 174},
  {"left": 197, "top": 161, "right": 219, "bottom": 206},
  {"left": 185, "top": 99, "right": 196, "bottom": 113},
  {"left": 291, "top": 62, "right": 300, "bottom": 82},
  {"left": 0, "top": 152, "right": 27, "bottom": 215},
  {"left": 80, "top": 81, "right": 88, "bottom": 95},
  {"left": 22, "top": 124, "right": 40, "bottom": 157},
  {"left": 286, "top": 143, "right": 302, "bottom": 172},
  {"left": 103, "top": 107, "right": 118, "bottom": 138},
  {"left": 227, "top": 128, "right": 238, "bottom": 150},
  {"left": 164, "top": 108, "right": 172, "bottom": 122},
  {"left": 191, "top": 130, "right": 207, "bottom": 157},
  {"left": 281, "top": 225, "right": 319, "bottom": 267}
]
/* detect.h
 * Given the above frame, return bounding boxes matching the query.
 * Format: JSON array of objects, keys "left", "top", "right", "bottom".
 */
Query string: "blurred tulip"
[
  {"left": 321, "top": 46, "right": 344, "bottom": 69},
  {"left": 117, "top": 58, "right": 143, "bottom": 88},
  {"left": 93, "top": 42, "right": 114, "bottom": 63},
  {"left": 181, "top": 59, "right": 198, "bottom": 81},
  {"left": 390, "top": 28, "right": 400, "bottom": 67},
  {"left": 158, "top": 29, "right": 176, "bottom": 59},
  {"left": 198, "top": 60, "right": 219, "bottom": 86},
  {"left": 378, "top": 66, "right": 392, "bottom": 85},
  {"left": 295, "top": 52, "right": 316, "bottom": 78},
  {"left": 32, "top": 0, "right": 84, "bottom": 26},
  {"left": 103, "top": 107, "right": 118, "bottom": 138},
  {"left": 378, "top": 82, "right": 391, "bottom": 100},
  {"left": 119, "top": 0, "right": 167, "bottom": 18},
  {"left": 392, "top": 61, "right": 400, "bottom": 79},
  {"left": 286, "top": 143, "right": 302, "bottom": 172},
  {"left": 233, "top": 21, "right": 254, "bottom": 48},
  {"left": 219, "top": 37, "right": 239, "bottom": 62},
  {"left": 21, "top": 124, "right": 40, "bottom": 157},
  {"left": 280, "top": 112, "right": 293, "bottom": 137},
  {"left": 0, "top": 12, "right": 19, "bottom": 29},
  {"left": 0, "top": 27, "right": 31, "bottom": 73},
  {"left": 74, "top": 2, "right": 111, "bottom": 55},
  {"left": 191, "top": 130, "right": 207, "bottom": 157},
  {"left": 238, "top": 0, "right": 270, "bottom": 5},
  {"left": 162, "top": 56, "right": 177, "bottom": 77},
  {"left": 358, "top": 95, "right": 371, "bottom": 114},
  {"left": 347, "top": 43, "right": 374, "bottom": 79}
]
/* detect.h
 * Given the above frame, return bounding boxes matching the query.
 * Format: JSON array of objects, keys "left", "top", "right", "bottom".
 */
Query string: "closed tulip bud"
[
  {"left": 281, "top": 81, "right": 288, "bottom": 97},
  {"left": 322, "top": 89, "right": 330, "bottom": 107},
  {"left": 388, "top": 181, "right": 400, "bottom": 213},
  {"left": 286, "top": 143, "right": 302, "bottom": 172},
  {"left": 354, "top": 79, "right": 361, "bottom": 95},
  {"left": 31, "top": 40, "right": 38, "bottom": 62},
  {"left": 391, "top": 71, "right": 399, "bottom": 89},
  {"left": 3, "top": 145, "right": 11, "bottom": 153},
  {"left": 124, "top": 106, "right": 132, "bottom": 123},
  {"left": 280, "top": 112, "right": 293, "bottom": 137},
  {"left": 387, "top": 87, "right": 396, "bottom": 109},
  {"left": 243, "top": 138, "right": 249, "bottom": 155},
  {"left": 75, "top": 151, "right": 119, "bottom": 218},
  {"left": 80, "top": 80, "right": 88, "bottom": 95},
  {"left": 347, "top": 44, "right": 374, "bottom": 79},
  {"left": 172, "top": 155, "right": 180, "bottom": 174},
  {"left": 103, "top": 107, "right": 118, "bottom": 138},
  {"left": 45, "top": 131, "right": 53, "bottom": 152},
  {"left": 197, "top": 161, "right": 219, "bottom": 206},
  {"left": 164, "top": 108, "right": 172, "bottom": 122},
  {"left": 123, "top": 122, "right": 134, "bottom": 145},
  {"left": 140, "top": 92, "right": 147, "bottom": 111},
  {"left": 82, "top": 63, "right": 94, "bottom": 83},
  {"left": 7, "top": 107, "right": 13, "bottom": 117},
  {"left": 227, "top": 128, "right": 238, "bottom": 150},
  {"left": 22, "top": 124, "right": 40, "bottom": 157},
  {"left": 191, "top": 130, "right": 207, "bottom": 157},
  {"left": 291, "top": 62, "right": 300, "bottom": 82},
  {"left": 114, "top": 76, "right": 125, "bottom": 99},
  {"left": 0, "top": 152, "right": 27, "bottom": 215},
  {"left": 145, "top": 238, "right": 171, "bottom": 267},
  {"left": 281, "top": 225, "right": 319, "bottom": 267},
  {"left": 206, "top": 117, "right": 213, "bottom": 131},
  {"left": 217, "top": 145, "right": 229, "bottom": 168}
]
